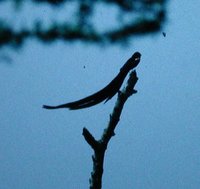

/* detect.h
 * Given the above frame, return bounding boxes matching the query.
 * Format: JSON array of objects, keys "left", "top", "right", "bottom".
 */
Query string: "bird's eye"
[{"left": 135, "top": 57, "right": 140, "bottom": 61}]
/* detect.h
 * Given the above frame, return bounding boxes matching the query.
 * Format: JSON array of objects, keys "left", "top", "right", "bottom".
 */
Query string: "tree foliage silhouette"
[{"left": 0, "top": 0, "right": 168, "bottom": 48}]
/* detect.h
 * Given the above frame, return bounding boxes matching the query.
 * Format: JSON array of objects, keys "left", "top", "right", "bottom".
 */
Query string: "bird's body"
[{"left": 43, "top": 52, "right": 141, "bottom": 110}]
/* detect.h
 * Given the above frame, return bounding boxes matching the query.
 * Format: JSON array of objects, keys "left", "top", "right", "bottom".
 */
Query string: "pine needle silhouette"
[{"left": 43, "top": 52, "right": 141, "bottom": 110}]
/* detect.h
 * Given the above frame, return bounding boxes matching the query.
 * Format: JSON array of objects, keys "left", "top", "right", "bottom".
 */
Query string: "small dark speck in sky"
[{"left": 162, "top": 32, "right": 166, "bottom": 37}]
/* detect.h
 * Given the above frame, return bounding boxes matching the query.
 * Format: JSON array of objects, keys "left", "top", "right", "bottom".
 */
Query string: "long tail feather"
[{"left": 43, "top": 87, "right": 109, "bottom": 110}]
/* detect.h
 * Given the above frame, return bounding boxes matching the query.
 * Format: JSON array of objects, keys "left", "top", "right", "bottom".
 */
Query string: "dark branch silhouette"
[
  {"left": 83, "top": 70, "right": 139, "bottom": 189},
  {"left": 43, "top": 52, "right": 141, "bottom": 110}
]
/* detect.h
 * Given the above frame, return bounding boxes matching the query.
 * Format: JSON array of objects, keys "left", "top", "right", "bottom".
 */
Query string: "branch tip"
[{"left": 82, "top": 127, "right": 98, "bottom": 149}]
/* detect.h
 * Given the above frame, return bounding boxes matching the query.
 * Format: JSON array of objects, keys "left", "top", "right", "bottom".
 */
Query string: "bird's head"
[
  {"left": 132, "top": 52, "right": 141, "bottom": 63},
  {"left": 120, "top": 51, "right": 141, "bottom": 72}
]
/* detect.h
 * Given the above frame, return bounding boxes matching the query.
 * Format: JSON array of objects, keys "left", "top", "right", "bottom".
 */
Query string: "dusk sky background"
[{"left": 0, "top": 1, "right": 200, "bottom": 189}]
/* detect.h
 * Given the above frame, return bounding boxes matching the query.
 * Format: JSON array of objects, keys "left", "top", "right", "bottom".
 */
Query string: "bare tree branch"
[{"left": 83, "top": 70, "right": 138, "bottom": 189}]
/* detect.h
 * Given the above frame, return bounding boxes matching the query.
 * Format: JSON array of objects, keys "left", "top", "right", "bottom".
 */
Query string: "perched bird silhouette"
[{"left": 43, "top": 52, "right": 141, "bottom": 110}]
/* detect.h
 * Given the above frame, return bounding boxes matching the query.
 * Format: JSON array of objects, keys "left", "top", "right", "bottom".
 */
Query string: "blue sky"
[{"left": 0, "top": 1, "right": 200, "bottom": 189}]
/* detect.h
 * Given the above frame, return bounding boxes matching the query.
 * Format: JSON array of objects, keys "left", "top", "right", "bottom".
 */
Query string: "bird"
[{"left": 43, "top": 52, "right": 141, "bottom": 110}]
